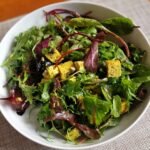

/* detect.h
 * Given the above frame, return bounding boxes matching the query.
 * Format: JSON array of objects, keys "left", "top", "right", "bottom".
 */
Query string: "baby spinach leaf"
[{"left": 102, "top": 17, "right": 134, "bottom": 35}]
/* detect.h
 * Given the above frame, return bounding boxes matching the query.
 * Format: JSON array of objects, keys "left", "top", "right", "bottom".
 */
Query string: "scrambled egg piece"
[
  {"left": 66, "top": 128, "right": 81, "bottom": 141},
  {"left": 74, "top": 61, "right": 85, "bottom": 72},
  {"left": 58, "top": 61, "right": 74, "bottom": 80},
  {"left": 43, "top": 65, "right": 59, "bottom": 79},
  {"left": 45, "top": 49, "right": 61, "bottom": 63},
  {"left": 106, "top": 60, "right": 121, "bottom": 77}
]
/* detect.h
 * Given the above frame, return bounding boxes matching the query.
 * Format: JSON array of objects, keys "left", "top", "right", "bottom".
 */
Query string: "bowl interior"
[{"left": 0, "top": 2, "right": 150, "bottom": 149}]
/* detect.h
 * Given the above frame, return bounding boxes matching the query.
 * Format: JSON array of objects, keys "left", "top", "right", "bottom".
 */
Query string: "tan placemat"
[{"left": 0, "top": 0, "right": 150, "bottom": 150}]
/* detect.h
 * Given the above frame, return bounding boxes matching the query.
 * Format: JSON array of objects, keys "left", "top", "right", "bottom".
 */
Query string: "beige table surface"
[{"left": 0, "top": 0, "right": 150, "bottom": 150}]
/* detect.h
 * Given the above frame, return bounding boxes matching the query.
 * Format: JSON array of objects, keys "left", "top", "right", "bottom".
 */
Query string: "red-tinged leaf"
[
  {"left": 84, "top": 40, "right": 99, "bottom": 73},
  {"left": 0, "top": 89, "right": 29, "bottom": 115},
  {"left": 45, "top": 111, "right": 76, "bottom": 125},
  {"left": 50, "top": 95, "right": 63, "bottom": 113},
  {"left": 76, "top": 123, "right": 100, "bottom": 139},
  {"left": 16, "top": 101, "right": 30, "bottom": 115},
  {"left": 84, "top": 31, "right": 106, "bottom": 73},
  {"left": 76, "top": 136, "right": 88, "bottom": 144},
  {"left": 44, "top": 9, "right": 80, "bottom": 22},
  {"left": 53, "top": 78, "right": 61, "bottom": 91},
  {"left": 45, "top": 111, "right": 100, "bottom": 139},
  {"left": 35, "top": 36, "right": 51, "bottom": 57}
]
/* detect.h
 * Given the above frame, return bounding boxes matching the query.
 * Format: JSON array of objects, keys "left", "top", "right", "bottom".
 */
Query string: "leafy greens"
[{"left": 1, "top": 8, "right": 150, "bottom": 143}]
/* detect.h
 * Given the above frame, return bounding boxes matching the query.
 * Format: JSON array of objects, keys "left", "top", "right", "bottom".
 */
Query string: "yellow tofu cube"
[
  {"left": 43, "top": 65, "right": 59, "bottom": 79},
  {"left": 66, "top": 128, "right": 81, "bottom": 141},
  {"left": 106, "top": 60, "right": 121, "bottom": 77},
  {"left": 121, "top": 101, "right": 128, "bottom": 114},
  {"left": 74, "top": 61, "right": 85, "bottom": 72},
  {"left": 58, "top": 61, "right": 74, "bottom": 80},
  {"left": 45, "top": 49, "right": 61, "bottom": 63}
]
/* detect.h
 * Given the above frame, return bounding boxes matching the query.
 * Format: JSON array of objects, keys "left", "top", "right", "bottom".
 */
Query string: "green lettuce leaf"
[
  {"left": 111, "top": 95, "right": 121, "bottom": 118},
  {"left": 37, "top": 103, "right": 51, "bottom": 128},
  {"left": 38, "top": 80, "right": 53, "bottom": 103},
  {"left": 69, "top": 17, "right": 102, "bottom": 28},
  {"left": 3, "top": 27, "right": 43, "bottom": 76},
  {"left": 101, "top": 84, "right": 112, "bottom": 101},
  {"left": 100, "top": 117, "right": 120, "bottom": 131},
  {"left": 102, "top": 17, "right": 134, "bottom": 35},
  {"left": 84, "top": 94, "right": 111, "bottom": 126},
  {"left": 62, "top": 80, "right": 82, "bottom": 99}
]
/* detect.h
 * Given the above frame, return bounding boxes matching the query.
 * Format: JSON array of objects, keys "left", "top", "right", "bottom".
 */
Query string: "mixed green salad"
[{"left": 1, "top": 9, "right": 150, "bottom": 143}]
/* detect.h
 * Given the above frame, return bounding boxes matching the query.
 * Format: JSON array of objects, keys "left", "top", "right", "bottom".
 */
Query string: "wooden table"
[{"left": 0, "top": 0, "right": 64, "bottom": 21}]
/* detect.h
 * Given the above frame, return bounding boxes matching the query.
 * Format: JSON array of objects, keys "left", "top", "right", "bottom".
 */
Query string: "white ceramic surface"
[{"left": 0, "top": 1, "right": 150, "bottom": 150}]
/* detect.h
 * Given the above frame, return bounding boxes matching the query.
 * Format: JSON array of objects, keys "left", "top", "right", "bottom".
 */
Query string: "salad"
[{"left": 1, "top": 8, "right": 150, "bottom": 143}]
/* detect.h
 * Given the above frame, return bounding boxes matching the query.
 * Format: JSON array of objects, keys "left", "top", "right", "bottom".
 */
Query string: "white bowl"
[{"left": 0, "top": 1, "right": 150, "bottom": 150}]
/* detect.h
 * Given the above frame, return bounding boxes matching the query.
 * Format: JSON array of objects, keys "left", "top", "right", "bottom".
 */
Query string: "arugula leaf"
[
  {"left": 84, "top": 94, "right": 111, "bottom": 126},
  {"left": 102, "top": 17, "right": 134, "bottom": 35},
  {"left": 111, "top": 95, "right": 121, "bottom": 118}
]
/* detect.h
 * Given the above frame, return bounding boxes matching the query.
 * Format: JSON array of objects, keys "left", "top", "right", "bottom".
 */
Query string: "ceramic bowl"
[{"left": 0, "top": 1, "right": 150, "bottom": 149}]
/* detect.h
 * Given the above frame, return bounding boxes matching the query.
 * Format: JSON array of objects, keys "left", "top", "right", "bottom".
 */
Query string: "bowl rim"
[{"left": 0, "top": 1, "right": 150, "bottom": 150}]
